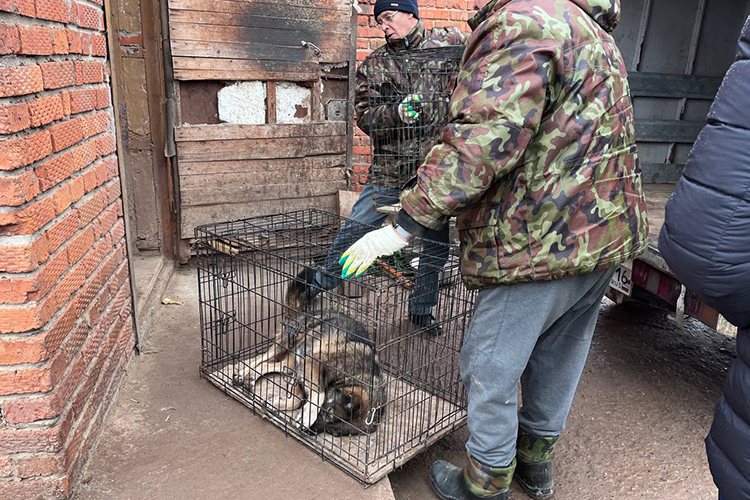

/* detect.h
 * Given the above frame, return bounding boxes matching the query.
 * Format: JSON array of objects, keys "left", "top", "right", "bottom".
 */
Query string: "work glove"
[
  {"left": 398, "top": 93, "right": 423, "bottom": 124},
  {"left": 340, "top": 225, "right": 412, "bottom": 278}
]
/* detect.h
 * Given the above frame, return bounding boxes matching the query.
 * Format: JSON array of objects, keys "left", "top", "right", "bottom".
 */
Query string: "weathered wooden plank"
[
  {"left": 266, "top": 81, "right": 276, "bottom": 124},
  {"left": 635, "top": 119, "right": 705, "bottom": 143},
  {"left": 180, "top": 166, "right": 346, "bottom": 189},
  {"left": 171, "top": 40, "right": 315, "bottom": 62},
  {"left": 179, "top": 155, "right": 346, "bottom": 175},
  {"left": 172, "top": 57, "right": 319, "bottom": 82},
  {"left": 169, "top": 11, "right": 350, "bottom": 34},
  {"left": 640, "top": 163, "right": 685, "bottom": 184},
  {"left": 168, "top": 0, "right": 350, "bottom": 12},
  {"left": 181, "top": 195, "right": 338, "bottom": 238},
  {"left": 174, "top": 68, "right": 316, "bottom": 82},
  {"left": 169, "top": 24, "right": 349, "bottom": 63},
  {"left": 628, "top": 72, "right": 721, "bottom": 100},
  {"left": 175, "top": 122, "right": 346, "bottom": 142},
  {"left": 182, "top": 179, "right": 347, "bottom": 206},
  {"left": 177, "top": 135, "right": 347, "bottom": 162}
]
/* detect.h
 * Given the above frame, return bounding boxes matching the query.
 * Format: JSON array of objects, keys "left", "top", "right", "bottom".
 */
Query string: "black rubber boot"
[{"left": 515, "top": 430, "right": 558, "bottom": 500}]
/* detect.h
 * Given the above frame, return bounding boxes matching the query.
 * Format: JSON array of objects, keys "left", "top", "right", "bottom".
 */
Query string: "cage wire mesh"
[
  {"left": 195, "top": 209, "right": 475, "bottom": 483},
  {"left": 366, "top": 45, "right": 465, "bottom": 204}
]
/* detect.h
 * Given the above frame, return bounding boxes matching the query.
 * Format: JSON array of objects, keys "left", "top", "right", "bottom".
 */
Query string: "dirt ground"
[
  {"left": 75, "top": 266, "right": 734, "bottom": 500},
  {"left": 389, "top": 300, "right": 734, "bottom": 500}
]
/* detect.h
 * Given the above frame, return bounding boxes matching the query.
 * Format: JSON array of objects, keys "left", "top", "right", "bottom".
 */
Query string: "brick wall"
[
  {"left": 351, "top": 0, "right": 474, "bottom": 191},
  {"left": 0, "top": 0, "right": 135, "bottom": 498}
]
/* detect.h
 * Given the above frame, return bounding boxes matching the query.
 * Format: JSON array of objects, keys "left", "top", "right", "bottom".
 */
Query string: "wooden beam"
[
  {"left": 179, "top": 155, "right": 346, "bottom": 175},
  {"left": 635, "top": 119, "right": 704, "bottom": 143},
  {"left": 170, "top": 40, "right": 315, "bottom": 62},
  {"left": 169, "top": 10, "right": 350, "bottom": 34},
  {"left": 640, "top": 163, "right": 685, "bottom": 184},
  {"left": 172, "top": 57, "right": 320, "bottom": 82},
  {"left": 266, "top": 82, "right": 277, "bottom": 124},
  {"left": 628, "top": 72, "right": 721, "bottom": 100},
  {"left": 175, "top": 122, "right": 346, "bottom": 142}
]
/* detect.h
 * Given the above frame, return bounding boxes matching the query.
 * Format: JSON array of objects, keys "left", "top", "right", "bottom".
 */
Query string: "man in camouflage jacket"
[
  {"left": 308, "top": 0, "right": 467, "bottom": 334},
  {"left": 340, "top": 1, "right": 648, "bottom": 498},
  {"left": 355, "top": 16, "right": 466, "bottom": 188}
]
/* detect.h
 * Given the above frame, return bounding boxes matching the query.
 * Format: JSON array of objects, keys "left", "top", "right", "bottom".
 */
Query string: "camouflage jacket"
[
  {"left": 355, "top": 22, "right": 467, "bottom": 188},
  {"left": 397, "top": 0, "right": 649, "bottom": 288}
]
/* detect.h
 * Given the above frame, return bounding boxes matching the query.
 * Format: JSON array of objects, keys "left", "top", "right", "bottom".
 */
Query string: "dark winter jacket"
[{"left": 659, "top": 16, "right": 750, "bottom": 500}]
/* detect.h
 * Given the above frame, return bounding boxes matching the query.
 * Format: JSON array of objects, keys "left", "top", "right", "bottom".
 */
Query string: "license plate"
[{"left": 610, "top": 263, "right": 633, "bottom": 296}]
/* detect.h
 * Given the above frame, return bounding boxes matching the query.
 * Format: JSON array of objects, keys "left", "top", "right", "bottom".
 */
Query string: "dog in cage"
[{"left": 236, "top": 268, "right": 387, "bottom": 436}]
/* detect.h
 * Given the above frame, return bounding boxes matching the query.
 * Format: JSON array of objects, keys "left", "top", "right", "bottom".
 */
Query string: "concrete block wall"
[
  {"left": 351, "top": 0, "right": 473, "bottom": 191},
  {"left": 0, "top": 0, "right": 136, "bottom": 498}
]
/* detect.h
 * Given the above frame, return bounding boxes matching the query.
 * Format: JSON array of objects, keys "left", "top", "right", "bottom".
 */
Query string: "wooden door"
[{"left": 165, "top": 0, "right": 356, "bottom": 248}]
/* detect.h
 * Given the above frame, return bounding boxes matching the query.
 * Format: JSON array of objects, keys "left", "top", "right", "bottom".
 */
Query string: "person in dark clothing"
[{"left": 659, "top": 15, "right": 750, "bottom": 500}]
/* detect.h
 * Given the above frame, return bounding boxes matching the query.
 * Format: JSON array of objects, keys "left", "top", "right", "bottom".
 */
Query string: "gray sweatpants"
[{"left": 461, "top": 268, "right": 614, "bottom": 467}]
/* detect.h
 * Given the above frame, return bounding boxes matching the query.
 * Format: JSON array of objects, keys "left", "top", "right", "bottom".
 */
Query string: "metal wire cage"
[
  {"left": 365, "top": 45, "right": 465, "bottom": 203},
  {"left": 195, "top": 209, "right": 475, "bottom": 484}
]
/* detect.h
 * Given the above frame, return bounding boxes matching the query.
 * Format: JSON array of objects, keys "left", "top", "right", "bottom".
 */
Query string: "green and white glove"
[
  {"left": 339, "top": 225, "right": 412, "bottom": 278},
  {"left": 398, "top": 93, "right": 423, "bottom": 124}
]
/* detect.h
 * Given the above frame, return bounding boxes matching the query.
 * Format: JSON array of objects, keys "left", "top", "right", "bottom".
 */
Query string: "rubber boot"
[
  {"left": 429, "top": 455, "right": 516, "bottom": 500},
  {"left": 515, "top": 429, "right": 558, "bottom": 500}
]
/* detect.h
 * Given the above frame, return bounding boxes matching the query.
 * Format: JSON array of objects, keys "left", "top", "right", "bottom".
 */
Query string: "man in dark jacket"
[{"left": 659, "top": 16, "right": 750, "bottom": 500}]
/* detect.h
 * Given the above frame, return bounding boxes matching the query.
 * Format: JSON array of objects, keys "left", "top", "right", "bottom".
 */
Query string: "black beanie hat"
[{"left": 374, "top": 0, "right": 419, "bottom": 20}]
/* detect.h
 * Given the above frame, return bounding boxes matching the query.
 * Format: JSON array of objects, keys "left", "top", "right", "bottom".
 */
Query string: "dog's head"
[{"left": 310, "top": 385, "right": 380, "bottom": 436}]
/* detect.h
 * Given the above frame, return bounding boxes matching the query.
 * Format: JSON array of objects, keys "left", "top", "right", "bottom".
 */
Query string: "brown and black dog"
[{"left": 238, "top": 268, "right": 387, "bottom": 436}]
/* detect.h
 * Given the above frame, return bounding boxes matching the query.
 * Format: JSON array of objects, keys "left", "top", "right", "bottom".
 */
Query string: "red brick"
[
  {"left": 82, "top": 168, "right": 97, "bottom": 192},
  {"left": 51, "top": 28, "right": 68, "bottom": 55},
  {"left": 0, "top": 65, "right": 43, "bottom": 97},
  {"left": 0, "top": 354, "right": 66, "bottom": 396},
  {"left": 82, "top": 112, "right": 107, "bottom": 138},
  {"left": 0, "top": 295, "right": 56, "bottom": 333},
  {"left": 91, "top": 33, "right": 106, "bottom": 57},
  {"left": 78, "top": 190, "right": 107, "bottom": 226},
  {"left": 107, "top": 180, "right": 120, "bottom": 203},
  {"left": 17, "top": 455, "right": 63, "bottom": 478},
  {"left": 97, "top": 133, "right": 116, "bottom": 156},
  {"left": 95, "top": 87, "right": 110, "bottom": 109},
  {"left": 60, "top": 91, "right": 71, "bottom": 116},
  {"left": 0, "top": 234, "right": 48, "bottom": 273},
  {"left": 118, "top": 32, "right": 141, "bottom": 46},
  {"left": 0, "top": 336, "right": 45, "bottom": 365},
  {"left": 26, "top": 129, "right": 54, "bottom": 164},
  {"left": 0, "top": 457, "right": 12, "bottom": 477},
  {"left": 71, "top": 140, "right": 98, "bottom": 171},
  {"left": 0, "top": 476, "right": 67, "bottom": 500},
  {"left": 46, "top": 209, "right": 79, "bottom": 254},
  {"left": 35, "top": 152, "right": 75, "bottom": 191},
  {"left": 80, "top": 32, "right": 90, "bottom": 55},
  {"left": 66, "top": 29, "right": 81, "bottom": 53},
  {"left": 0, "top": 0, "right": 34, "bottom": 16},
  {"left": 0, "top": 24, "right": 19, "bottom": 54},
  {"left": 18, "top": 25, "right": 53, "bottom": 55},
  {"left": 69, "top": 175, "right": 85, "bottom": 201},
  {"left": 40, "top": 61, "right": 76, "bottom": 90},
  {"left": 0, "top": 170, "right": 40, "bottom": 206},
  {"left": 75, "top": 61, "right": 103, "bottom": 85},
  {"left": 65, "top": 225, "right": 94, "bottom": 265},
  {"left": 0, "top": 102, "right": 30, "bottom": 135},
  {"left": 28, "top": 94, "right": 65, "bottom": 128},
  {"left": 0, "top": 274, "right": 38, "bottom": 303},
  {"left": 0, "top": 196, "right": 56, "bottom": 236},
  {"left": 33, "top": 247, "right": 69, "bottom": 299},
  {"left": 49, "top": 118, "right": 83, "bottom": 152},
  {"left": 75, "top": 2, "right": 102, "bottom": 30},
  {"left": 35, "top": 0, "right": 70, "bottom": 23},
  {"left": 69, "top": 89, "right": 97, "bottom": 115},
  {"left": 94, "top": 160, "right": 108, "bottom": 186},
  {"left": 55, "top": 258, "right": 87, "bottom": 305},
  {"left": 52, "top": 184, "right": 73, "bottom": 214}
]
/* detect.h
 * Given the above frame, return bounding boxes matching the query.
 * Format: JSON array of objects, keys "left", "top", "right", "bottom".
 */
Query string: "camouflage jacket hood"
[
  {"left": 398, "top": 0, "right": 648, "bottom": 288},
  {"left": 355, "top": 22, "right": 467, "bottom": 188}
]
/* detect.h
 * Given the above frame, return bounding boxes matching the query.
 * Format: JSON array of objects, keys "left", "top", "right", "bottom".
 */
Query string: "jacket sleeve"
[
  {"left": 399, "top": 12, "right": 555, "bottom": 231},
  {"left": 659, "top": 17, "right": 750, "bottom": 328},
  {"left": 355, "top": 58, "right": 400, "bottom": 137}
]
